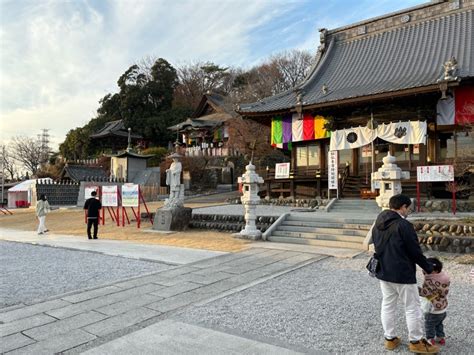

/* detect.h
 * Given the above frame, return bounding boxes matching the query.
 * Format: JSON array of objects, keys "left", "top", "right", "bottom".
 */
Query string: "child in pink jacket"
[{"left": 419, "top": 257, "right": 450, "bottom": 346}]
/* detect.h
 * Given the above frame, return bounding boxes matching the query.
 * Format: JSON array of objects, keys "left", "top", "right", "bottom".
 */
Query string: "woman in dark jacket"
[{"left": 372, "top": 194, "right": 438, "bottom": 354}]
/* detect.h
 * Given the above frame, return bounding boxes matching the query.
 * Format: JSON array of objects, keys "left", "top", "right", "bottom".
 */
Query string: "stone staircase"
[
  {"left": 265, "top": 214, "right": 374, "bottom": 250},
  {"left": 328, "top": 199, "right": 382, "bottom": 213}
]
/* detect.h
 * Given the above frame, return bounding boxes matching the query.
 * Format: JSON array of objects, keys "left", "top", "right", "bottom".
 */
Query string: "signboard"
[
  {"left": 84, "top": 186, "right": 99, "bottom": 200},
  {"left": 102, "top": 185, "right": 118, "bottom": 207},
  {"left": 275, "top": 163, "right": 290, "bottom": 179},
  {"left": 417, "top": 165, "right": 454, "bottom": 182},
  {"left": 361, "top": 145, "right": 372, "bottom": 158},
  {"left": 413, "top": 144, "right": 420, "bottom": 155},
  {"left": 328, "top": 150, "right": 339, "bottom": 190},
  {"left": 121, "top": 184, "right": 139, "bottom": 207}
]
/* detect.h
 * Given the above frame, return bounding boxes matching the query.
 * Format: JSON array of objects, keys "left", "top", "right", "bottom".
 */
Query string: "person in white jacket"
[{"left": 36, "top": 194, "right": 51, "bottom": 235}]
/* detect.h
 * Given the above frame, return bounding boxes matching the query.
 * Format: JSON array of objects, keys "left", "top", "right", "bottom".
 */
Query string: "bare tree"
[
  {"left": 10, "top": 136, "right": 44, "bottom": 176},
  {"left": 174, "top": 62, "right": 232, "bottom": 108},
  {"left": 231, "top": 49, "right": 315, "bottom": 103},
  {"left": 0, "top": 144, "right": 17, "bottom": 180}
]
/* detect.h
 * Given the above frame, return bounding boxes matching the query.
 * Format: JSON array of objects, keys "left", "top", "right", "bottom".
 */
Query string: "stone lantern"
[
  {"left": 371, "top": 152, "right": 410, "bottom": 209},
  {"left": 237, "top": 162, "right": 264, "bottom": 240}
]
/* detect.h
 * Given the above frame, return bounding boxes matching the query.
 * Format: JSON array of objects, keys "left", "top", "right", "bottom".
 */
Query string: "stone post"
[
  {"left": 371, "top": 152, "right": 410, "bottom": 210},
  {"left": 237, "top": 162, "right": 264, "bottom": 240}
]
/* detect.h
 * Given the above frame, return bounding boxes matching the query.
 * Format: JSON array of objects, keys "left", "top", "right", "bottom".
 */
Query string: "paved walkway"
[
  {"left": 0, "top": 228, "right": 226, "bottom": 265},
  {"left": 1, "top": 245, "right": 326, "bottom": 354}
]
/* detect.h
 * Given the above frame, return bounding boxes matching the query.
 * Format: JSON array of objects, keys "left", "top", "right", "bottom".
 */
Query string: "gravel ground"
[
  {"left": 177, "top": 253, "right": 474, "bottom": 354},
  {"left": 0, "top": 241, "right": 170, "bottom": 308}
]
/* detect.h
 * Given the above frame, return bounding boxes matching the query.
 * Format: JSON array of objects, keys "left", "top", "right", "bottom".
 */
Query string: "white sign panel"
[
  {"left": 328, "top": 150, "right": 339, "bottom": 190},
  {"left": 102, "top": 185, "right": 118, "bottom": 207},
  {"left": 275, "top": 163, "right": 290, "bottom": 179},
  {"left": 84, "top": 186, "right": 99, "bottom": 200},
  {"left": 121, "top": 184, "right": 139, "bottom": 207},
  {"left": 417, "top": 165, "right": 454, "bottom": 182}
]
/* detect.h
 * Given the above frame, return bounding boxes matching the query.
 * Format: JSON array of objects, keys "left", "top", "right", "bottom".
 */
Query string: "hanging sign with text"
[
  {"left": 417, "top": 165, "right": 454, "bottom": 182},
  {"left": 102, "top": 185, "right": 118, "bottom": 207},
  {"left": 121, "top": 184, "right": 139, "bottom": 207},
  {"left": 328, "top": 150, "right": 339, "bottom": 190},
  {"left": 275, "top": 163, "right": 290, "bottom": 179}
]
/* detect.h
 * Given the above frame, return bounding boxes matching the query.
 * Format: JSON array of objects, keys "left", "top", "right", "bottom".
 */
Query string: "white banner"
[
  {"left": 330, "top": 126, "right": 377, "bottom": 151},
  {"left": 275, "top": 163, "right": 290, "bottom": 179},
  {"left": 328, "top": 151, "right": 339, "bottom": 190},
  {"left": 84, "top": 186, "right": 99, "bottom": 200},
  {"left": 121, "top": 184, "right": 139, "bottom": 207},
  {"left": 102, "top": 185, "right": 118, "bottom": 207},
  {"left": 330, "top": 121, "right": 427, "bottom": 151},
  {"left": 417, "top": 165, "right": 454, "bottom": 182},
  {"left": 377, "top": 121, "right": 426, "bottom": 145}
]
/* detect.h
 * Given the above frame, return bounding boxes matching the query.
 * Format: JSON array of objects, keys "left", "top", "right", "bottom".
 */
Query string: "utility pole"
[{"left": 1, "top": 158, "right": 4, "bottom": 206}]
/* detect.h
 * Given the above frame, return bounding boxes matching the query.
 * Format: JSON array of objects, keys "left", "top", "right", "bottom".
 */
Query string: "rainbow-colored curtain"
[{"left": 271, "top": 114, "right": 330, "bottom": 148}]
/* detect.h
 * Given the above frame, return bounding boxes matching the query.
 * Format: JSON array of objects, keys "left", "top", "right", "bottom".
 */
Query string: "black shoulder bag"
[{"left": 366, "top": 235, "right": 389, "bottom": 277}]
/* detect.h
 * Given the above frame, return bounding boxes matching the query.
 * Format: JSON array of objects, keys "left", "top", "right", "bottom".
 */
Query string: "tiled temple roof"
[{"left": 239, "top": 5, "right": 473, "bottom": 114}]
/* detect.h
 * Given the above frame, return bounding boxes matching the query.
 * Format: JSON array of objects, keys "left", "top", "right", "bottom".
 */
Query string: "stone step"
[
  {"left": 281, "top": 221, "right": 371, "bottom": 232},
  {"left": 278, "top": 225, "right": 368, "bottom": 237},
  {"left": 286, "top": 215, "right": 374, "bottom": 225},
  {"left": 266, "top": 236, "right": 365, "bottom": 250},
  {"left": 329, "top": 207, "right": 380, "bottom": 213},
  {"left": 272, "top": 230, "right": 366, "bottom": 242}
]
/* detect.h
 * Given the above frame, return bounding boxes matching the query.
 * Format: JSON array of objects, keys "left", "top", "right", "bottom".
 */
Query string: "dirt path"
[{"left": 0, "top": 202, "right": 251, "bottom": 252}]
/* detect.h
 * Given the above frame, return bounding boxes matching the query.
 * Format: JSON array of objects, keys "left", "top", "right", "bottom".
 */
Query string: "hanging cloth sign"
[
  {"left": 330, "top": 126, "right": 377, "bottom": 151},
  {"left": 455, "top": 86, "right": 474, "bottom": 125},
  {"left": 282, "top": 114, "right": 292, "bottom": 143},
  {"left": 303, "top": 113, "right": 314, "bottom": 140},
  {"left": 271, "top": 116, "right": 283, "bottom": 146},
  {"left": 436, "top": 95, "right": 455, "bottom": 125},
  {"left": 291, "top": 113, "right": 303, "bottom": 142},
  {"left": 314, "top": 115, "right": 331, "bottom": 139},
  {"left": 376, "top": 121, "right": 427, "bottom": 145}
]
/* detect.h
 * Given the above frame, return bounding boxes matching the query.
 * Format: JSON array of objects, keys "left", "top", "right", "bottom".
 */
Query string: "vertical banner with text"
[{"left": 328, "top": 150, "right": 339, "bottom": 190}]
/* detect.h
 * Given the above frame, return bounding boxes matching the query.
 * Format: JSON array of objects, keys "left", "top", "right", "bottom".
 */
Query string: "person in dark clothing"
[
  {"left": 83, "top": 191, "right": 102, "bottom": 240},
  {"left": 371, "top": 194, "right": 438, "bottom": 354}
]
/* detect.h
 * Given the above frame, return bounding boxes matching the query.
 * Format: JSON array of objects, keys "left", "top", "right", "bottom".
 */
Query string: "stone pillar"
[
  {"left": 371, "top": 152, "right": 410, "bottom": 210},
  {"left": 237, "top": 162, "right": 264, "bottom": 240}
]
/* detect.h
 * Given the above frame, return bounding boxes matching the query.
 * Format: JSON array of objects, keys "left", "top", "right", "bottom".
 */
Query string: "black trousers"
[{"left": 87, "top": 218, "right": 99, "bottom": 239}]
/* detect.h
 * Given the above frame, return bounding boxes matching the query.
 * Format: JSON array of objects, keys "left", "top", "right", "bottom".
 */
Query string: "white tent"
[{"left": 7, "top": 178, "right": 52, "bottom": 208}]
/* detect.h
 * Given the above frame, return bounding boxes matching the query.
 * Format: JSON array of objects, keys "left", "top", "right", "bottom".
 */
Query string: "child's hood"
[{"left": 425, "top": 271, "right": 450, "bottom": 284}]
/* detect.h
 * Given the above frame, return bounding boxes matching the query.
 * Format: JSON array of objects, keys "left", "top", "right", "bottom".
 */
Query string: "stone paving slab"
[
  {"left": 0, "top": 299, "right": 71, "bottom": 323},
  {"left": 0, "top": 313, "right": 56, "bottom": 337},
  {"left": 1, "top": 332, "right": 36, "bottom": 353},
  {"left": 23, "top": 310, "right": 106, "bottom": 341},
  {"left": 94, "top": 294, "right": 161, "bottom": 317},
  {"left": 61, "top": 286, "right": 123, "bottom": 304},
  {"left": 83, "top": 307, "right": 161, "bottom": 337},
  {"left": 46, "top": 283, "right": 163, "bottom": 319},
  {"left": 82, "top": 319, "right": 301, "bottom": 355},
  {"left": 7, "top": 329, "right": 96, "bottom": 355}
]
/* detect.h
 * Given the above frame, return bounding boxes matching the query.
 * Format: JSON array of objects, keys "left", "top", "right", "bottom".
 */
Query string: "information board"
[
  {"left": 121, "top": 184, "right": 139, "bottom": 207},
  {"left": 102, "top": 185, "right": 118, "bottom": 207},
  {"left": 328, "top": 150, "right": 339, "bottom": 190},
  {"left": 84, "top": 186, "right": 99, "bottom": 200},
  {"left": 417, "top": 165, "right": 454, "bottom": 182},
  {"left": 275, "top": 163, "right": 290, "bottom": 179}
]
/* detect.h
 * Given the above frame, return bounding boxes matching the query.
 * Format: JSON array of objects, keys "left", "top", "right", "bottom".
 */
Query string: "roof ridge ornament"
[
  {"left": 440, "top": 57, "right": 459, "bottom": 82},
  {"left": 318, "top": 28, "right": 328, "bottom": 51}
]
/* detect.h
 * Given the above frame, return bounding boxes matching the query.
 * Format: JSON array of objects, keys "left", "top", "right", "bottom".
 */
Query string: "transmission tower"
[{"left": 39, "top": 129, "right": 50, "bottom": 164}]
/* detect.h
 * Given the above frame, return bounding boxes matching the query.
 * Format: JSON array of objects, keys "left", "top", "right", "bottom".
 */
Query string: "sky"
[{"left": 0, "top": 0, "right": 426, "bottom": 150}]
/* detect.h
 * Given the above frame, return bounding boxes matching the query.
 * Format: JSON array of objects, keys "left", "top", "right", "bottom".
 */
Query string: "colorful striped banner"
[{"left": 272, "top": 114, "right": 330, "bottom": 148}]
